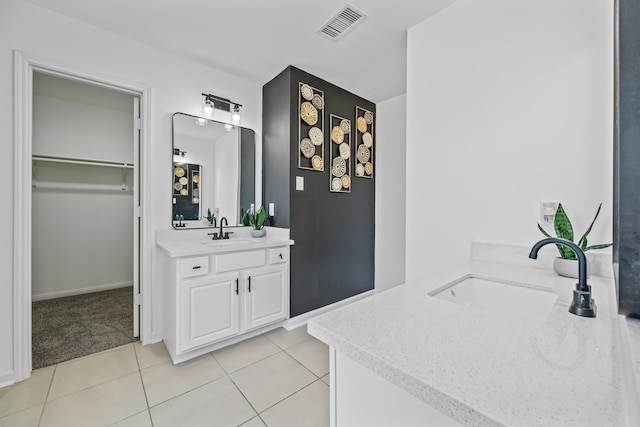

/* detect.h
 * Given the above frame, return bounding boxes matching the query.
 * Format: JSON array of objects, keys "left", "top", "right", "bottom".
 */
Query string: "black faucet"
[
  {"left": 219, "top": 217, "right": 229, "bottom": 239},
  {"left": 529, "top": 237, "right": 596, "bottom": 317}
]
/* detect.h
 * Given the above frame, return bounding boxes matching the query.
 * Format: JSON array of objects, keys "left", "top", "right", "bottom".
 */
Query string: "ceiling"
[{"left": 23, "top": 0, "right": 458, "bottom": 103}]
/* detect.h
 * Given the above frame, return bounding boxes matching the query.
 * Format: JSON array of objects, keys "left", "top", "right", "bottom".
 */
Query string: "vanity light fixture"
[{"left": 201, "top": 93, "right": 243, "bottom": 124}]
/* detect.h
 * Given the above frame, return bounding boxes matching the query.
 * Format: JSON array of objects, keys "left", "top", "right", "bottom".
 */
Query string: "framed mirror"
[{"left": 172, "top": 112, "right": 256, "bottom": 229}]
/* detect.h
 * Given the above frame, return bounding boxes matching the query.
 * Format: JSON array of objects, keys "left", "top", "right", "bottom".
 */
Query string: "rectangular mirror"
[{"left": 172, "top": 112, "right": 256, "bottom": 229}]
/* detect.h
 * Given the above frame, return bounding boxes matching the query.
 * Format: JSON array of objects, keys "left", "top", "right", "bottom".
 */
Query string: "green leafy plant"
[
  {"left": 206, "top": 208, "right": 215, "bottom": 225},
  {"left": 240, "top": 208, "right": 251, "bottom": 226},
  {"left": 537, "top": 202, "right": 612, "bottom": 260},
  {"left": 242, "top": 206, "right": 266, "bottom": 230}
]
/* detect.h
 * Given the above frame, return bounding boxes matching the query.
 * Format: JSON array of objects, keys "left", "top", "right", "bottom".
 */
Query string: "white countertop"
[
  {"left": 156, "top": 226, "right": 294, "bottom": 257},
  {"left": 308, "top": 258, "right": 628, "bottom": 427}
]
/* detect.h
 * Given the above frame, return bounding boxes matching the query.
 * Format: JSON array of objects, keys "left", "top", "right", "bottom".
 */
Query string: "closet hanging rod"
[
  {"left": 32, "top": 181, "right": 132, "bottom": 192},
  {"left": 32, "top": 155, "right": 134, "bottom": 169}
]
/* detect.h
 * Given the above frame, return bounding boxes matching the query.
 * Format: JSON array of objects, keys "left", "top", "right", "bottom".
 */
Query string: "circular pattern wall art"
[
  {"left": 355, "top": 106, "right": 374, "bottom": 178},
  {"left": 300, "top": 102, "right": 318, "bottom": 126},
  {"left": 300, "top": 138, "right": 315, "bottom": 158},
  {"left": 329, "top": 114, "right": 351, "bottom": 193},
  {"left": 331, "top": 126, "right": 344, "bottom": 144},
  {"left": 298, "top": 82, "right": 325, "bottom": 171}
]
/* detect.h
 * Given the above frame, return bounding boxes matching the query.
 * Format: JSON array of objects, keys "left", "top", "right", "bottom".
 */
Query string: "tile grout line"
[
  {"left": 226, "top": 367, "right": 263, "bottom": 424},
  {"left": 257, "top": 378, "right": 329, "bottom": 421},
  {"left": 143, "top": 355, "right": 231, "bottom": 411},
  {"left": 43, "top": 344, "right": 140, "bottom": 403},
  {"left": 284, "top": 345, "right": 328, "bottom": 382},
  {"left": 131, "top": 342, "right": 154, "bottom": 426},
  {"left": 222, "top": 347, "right": 318, "bottom": 423},
  {"left": 36, "top": 364, "right": 57, "bottom": 427},
  {"left": 210, "top": 343, "right": 282, "bottom": 376}
]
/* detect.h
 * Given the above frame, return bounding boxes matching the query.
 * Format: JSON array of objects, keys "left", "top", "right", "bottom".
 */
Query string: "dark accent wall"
[
  {"left": 240, "top": 127, "right": 256, "bottom": 220},
  {"left": 263, "top": 66, "right": 375, "bottom": 317},
  {"left": 615, "top": 0, "right": 640, "bottom": 317}
]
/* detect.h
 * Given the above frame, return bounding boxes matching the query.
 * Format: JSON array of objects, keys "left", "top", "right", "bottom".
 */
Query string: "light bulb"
[
  {"left": 231, "top": 104, "right": 241, "bottom": 124},
  {"left": 203, "top": 99, "right": 213, "bottom": 118}
]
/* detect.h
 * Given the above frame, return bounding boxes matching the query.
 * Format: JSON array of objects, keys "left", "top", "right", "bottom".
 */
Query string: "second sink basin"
[{"left": 429, "top": 275, "right": 558, "bottom": 322}]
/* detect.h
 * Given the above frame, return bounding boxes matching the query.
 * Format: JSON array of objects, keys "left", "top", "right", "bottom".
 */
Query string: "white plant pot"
[
  {"left": 251, "top": 228, "right": 266, "bottom": 238},
  {"left": 553, "top": 257, "right": 591, "bottom": 279}
]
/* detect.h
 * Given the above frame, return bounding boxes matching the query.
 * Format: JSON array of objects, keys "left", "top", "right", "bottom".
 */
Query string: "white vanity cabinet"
[
  {"left": 180, "top": 272, "right": 240, "bottom": 351},
  {"left": 162, "top": 243, "right": 290, "bottom": 364}
]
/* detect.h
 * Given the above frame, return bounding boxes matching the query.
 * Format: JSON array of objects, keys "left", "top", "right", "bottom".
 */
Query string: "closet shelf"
[
  {"left": 32, "top": 181, "right": 132, "bottom": 192},
  {"left": 32, "top": 155, "right": 134, "bottom": 169}
]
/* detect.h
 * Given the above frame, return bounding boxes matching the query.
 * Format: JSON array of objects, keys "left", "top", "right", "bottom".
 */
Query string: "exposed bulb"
[
  {"left": 203, "top": 99, "right": 213, "bottom": 118},
  {"left": 231, "top": 104, "right": 241, "bottom": 124}
]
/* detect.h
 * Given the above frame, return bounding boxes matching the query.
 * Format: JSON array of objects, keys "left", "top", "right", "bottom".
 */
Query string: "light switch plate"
[{"left": 296, "top": 176, "right": 304, "bottom": 191}]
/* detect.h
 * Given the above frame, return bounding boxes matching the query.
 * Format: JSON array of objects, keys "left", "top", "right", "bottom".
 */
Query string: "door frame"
[{"left": 13, "top": 50, "right": 152, "bottom": 382}]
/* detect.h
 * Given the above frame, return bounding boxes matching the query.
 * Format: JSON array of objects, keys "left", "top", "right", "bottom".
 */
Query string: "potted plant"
[
  {"left": 240, "top": 207, "right": 251, "bottom": 227},
  {"left": 206, "top": 208, "right": 216, "bottom": 226},
  {"left": 247, "top": 206, "right": 266, "bottom": 238},
  {"left": 537, "top": 202, "right": 612, "bottom": 278}
]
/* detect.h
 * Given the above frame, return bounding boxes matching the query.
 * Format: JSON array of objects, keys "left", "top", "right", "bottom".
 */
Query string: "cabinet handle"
[
  {"left": 192, "top": 265, "right": 201, "bottom": 270},
  {"left": 248, "top": 276, "right": 251, "bottom": 292},
  {"left": 235, "top": 278, "right": 239, "bottom": 295},
  {"left": 279, "top": 253, "right": 283, "bottom": 259}
]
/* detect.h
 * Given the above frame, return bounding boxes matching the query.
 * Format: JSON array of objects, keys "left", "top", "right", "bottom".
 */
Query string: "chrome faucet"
[{"left": 529, "top": 237, "right": 596, "bottom": 317}]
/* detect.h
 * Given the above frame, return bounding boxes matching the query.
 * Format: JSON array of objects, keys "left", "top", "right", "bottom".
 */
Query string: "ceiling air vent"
[{"left": 317, "top": 4, "right": 367, "bottom": 42}]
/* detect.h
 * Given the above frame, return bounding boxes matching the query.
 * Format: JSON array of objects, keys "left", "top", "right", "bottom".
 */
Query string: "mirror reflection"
[{"left": 172, "top": 112, "right": 255, "bottom": 229}]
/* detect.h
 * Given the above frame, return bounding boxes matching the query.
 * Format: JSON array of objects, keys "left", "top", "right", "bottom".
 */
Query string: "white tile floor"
[{"left": 0, "top": 326, "right": 330, "bottom": 427}]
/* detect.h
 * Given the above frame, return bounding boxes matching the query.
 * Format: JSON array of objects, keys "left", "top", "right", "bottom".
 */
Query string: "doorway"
[
  {"left": 31, "top": 72, "right": 139, "bottom": 368},
  {"left": 13, "top": 51, "right": 151, "bottom": 382}
]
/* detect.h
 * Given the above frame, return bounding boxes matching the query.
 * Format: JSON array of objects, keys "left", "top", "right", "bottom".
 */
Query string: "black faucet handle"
[{"left": 207, "top": 232, "right": 219, "bottom": 240}]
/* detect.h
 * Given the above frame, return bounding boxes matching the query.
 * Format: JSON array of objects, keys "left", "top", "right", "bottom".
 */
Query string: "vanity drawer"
[
  {"left": 181, "top": 256, "right": 209, "bottom": 278},
  {"left": 215, "top": 250, "right": 265, "bottom": 273},
  {"left": 269, "top": 247, "right": 288, "bottom": 264}
]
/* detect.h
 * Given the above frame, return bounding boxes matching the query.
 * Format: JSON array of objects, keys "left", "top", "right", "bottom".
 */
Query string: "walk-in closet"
[{"left": 31, "top": 72, "right": 139, "bottom": 369}]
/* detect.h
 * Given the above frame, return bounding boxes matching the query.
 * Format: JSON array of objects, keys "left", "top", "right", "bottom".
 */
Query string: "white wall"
[
  {"left": 0, "top": 0, "right": 262, "bottom": 382},
  {"left": 375, "top": 94, "right": 407, "bottom": 292},
  {"left": 33, "top": 72, "right": 134, "bottom": 163},
  {"left": 405, "top": 0, "right": 614, "bottom": 280},
  {"left": 32, "top": 73, "right": 134, "bottom": 299}
]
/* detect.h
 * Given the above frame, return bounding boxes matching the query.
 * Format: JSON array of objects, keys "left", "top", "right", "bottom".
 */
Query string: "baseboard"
[
  {"left": 32, "top": 281, "right": 133, "bottom": 301},
  {"left": 282, "top": 290, "right": 375, "bottom": 330},
  {"left": 150, "top": 330, "right": 164, "bottom": 345},
  {"left": 0, "top": 370, "right": 16, "bottom": 388}
]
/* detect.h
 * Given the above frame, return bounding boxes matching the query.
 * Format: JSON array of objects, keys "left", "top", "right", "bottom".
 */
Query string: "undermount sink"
[
  {"left": 200, "top": 238, "right": 256, "bottom": 247},
  {"left": 429, "top": 275, "right": 559, "bottom": 322}
]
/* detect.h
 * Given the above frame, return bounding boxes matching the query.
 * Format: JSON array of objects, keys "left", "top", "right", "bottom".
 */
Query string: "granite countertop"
[
  {"left": 308, "top": 259, "right": 628, "bottom": 427},
  {"left": 156, "top": 227, "right": 294, "bottom": 257}
]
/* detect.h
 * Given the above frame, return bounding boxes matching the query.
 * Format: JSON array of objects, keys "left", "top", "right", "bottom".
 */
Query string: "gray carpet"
[{"left": 32, "top": 286, "right": 138, "bottom": 369}]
